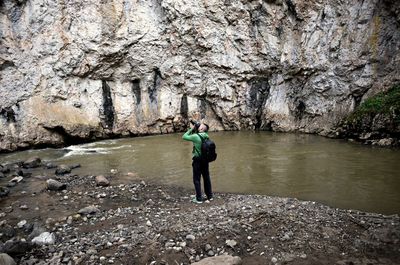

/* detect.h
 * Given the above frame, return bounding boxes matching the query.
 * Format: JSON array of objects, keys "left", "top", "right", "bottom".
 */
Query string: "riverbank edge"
[
  {"left": 1, "top": 128, "right": 399, "bottom": 155},
  {"left": 0, "top": 165, "right": 399, "bottom": 265}
]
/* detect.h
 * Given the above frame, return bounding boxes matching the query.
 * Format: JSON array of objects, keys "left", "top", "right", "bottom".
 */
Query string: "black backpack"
[{"left": 198, "top": 134, "right": 217, "bottom": 162}]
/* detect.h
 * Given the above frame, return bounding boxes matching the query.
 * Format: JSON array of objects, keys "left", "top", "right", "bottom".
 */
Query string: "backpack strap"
[{"left": 197, "top": 133, "right": 205, "bottom": 143}]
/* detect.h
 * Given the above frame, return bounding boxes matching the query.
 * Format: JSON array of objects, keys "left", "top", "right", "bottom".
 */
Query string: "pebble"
[
  {"left": 186, "top": 234, "right": 196, "bottom": 241},
  {"left": 179, "top": 242, "right": 187, "bottom": 248},
  {"left": 173, "top": 246, "right": 182, "bottom": 252},
  {"left": 17, "top": 220, "right": 27, "bottom": 228},
  {"left": 47, "top": 179, "right": 67, "bottom": 191},
  {"left": 67, "top": 216, "right": 73, "bottom": 224},
  {"left": 78, "top": 205, "right": 100, "bottom": 215},
  {"left": 55, "top": 165, "right": 72, "bottom": 175},
  {"left": 32, "top": 232, "right": 56, "bottom": 245},
  {"left": 10, "top": 176, "right": 23, "bottom": 183},
  {"left": 226, "top": 239, "right": 237, "bottom": 248},
  {"left": 20, "top": 205, "right": 29, "bottom": 210},
  {"left": 165, "top": 242, "right": 175, "bottom": 248},
  {"left": 205, "top": 244, "right": 212, "bottom": 251},
  {"left": 0, "top": 172, "right": 398, "bottom": 265},
  {"left": 95, "top": 175, "right": 110, "bottom": 187}
]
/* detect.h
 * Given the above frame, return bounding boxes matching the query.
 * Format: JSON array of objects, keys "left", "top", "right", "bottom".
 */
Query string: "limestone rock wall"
[{"left": 0, "top": 0, "right": 399, "bottom": 151}]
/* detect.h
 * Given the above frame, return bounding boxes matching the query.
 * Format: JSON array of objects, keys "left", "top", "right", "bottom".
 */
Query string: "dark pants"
[{"left": 192, "top": 157, "right": 213, "bottom": 201}]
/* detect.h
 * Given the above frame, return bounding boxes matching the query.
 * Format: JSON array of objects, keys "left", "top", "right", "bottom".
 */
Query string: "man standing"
[{"left": 182, "top": 121, "right": 213, "bottom": 204}]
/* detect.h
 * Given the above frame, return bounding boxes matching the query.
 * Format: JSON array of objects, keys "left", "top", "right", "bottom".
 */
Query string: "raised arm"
[{"left": 182, "top": 128, "right": 201, "bottom": 143}]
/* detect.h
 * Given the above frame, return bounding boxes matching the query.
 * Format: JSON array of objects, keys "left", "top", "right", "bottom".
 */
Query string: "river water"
[{"left": 1, "top": 131, "right": 399, "bottom": 215}]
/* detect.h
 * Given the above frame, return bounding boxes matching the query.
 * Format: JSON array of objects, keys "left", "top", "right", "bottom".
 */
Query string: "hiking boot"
[{"left": 191, "top": 197, "right": 203, "bottom": 204}]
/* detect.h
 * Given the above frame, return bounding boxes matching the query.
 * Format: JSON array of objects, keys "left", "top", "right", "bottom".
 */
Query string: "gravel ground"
[{"left": 0, "top": 160, "right": 399, "bottom": 265}]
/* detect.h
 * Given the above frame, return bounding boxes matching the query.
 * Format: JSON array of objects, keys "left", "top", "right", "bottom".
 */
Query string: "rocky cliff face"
[{"left": 0, "top": 0, "right": 399, "bottom": 151}]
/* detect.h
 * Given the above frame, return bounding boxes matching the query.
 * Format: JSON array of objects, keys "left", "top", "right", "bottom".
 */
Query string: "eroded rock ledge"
[{"left": 1, "top": 0, "right": 400, "bottom": 152}]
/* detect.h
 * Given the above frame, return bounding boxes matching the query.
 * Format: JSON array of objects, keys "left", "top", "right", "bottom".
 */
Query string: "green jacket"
[{"left": 182, "top": 128, "right": 209, "bottom": 158}]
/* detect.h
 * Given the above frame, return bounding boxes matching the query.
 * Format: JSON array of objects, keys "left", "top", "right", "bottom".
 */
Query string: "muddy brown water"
[{"left": 1, "top": 131, "right": 399, "bottom": 215}]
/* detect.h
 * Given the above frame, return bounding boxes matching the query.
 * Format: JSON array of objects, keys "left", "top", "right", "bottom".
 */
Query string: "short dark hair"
[{"left": 203, "top": 123, "right": 209, "bottom": 132}]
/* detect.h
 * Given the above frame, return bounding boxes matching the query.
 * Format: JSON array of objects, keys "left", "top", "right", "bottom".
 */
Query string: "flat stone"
[
  {"left": 192, "top": 255, "right": 242, "bottom": 265},
  {"left": 32, "top": 232, "right": 56, "bottom": 245},
  {"left": 78, "top": 205, "right": 100, "bottom": 215},
  {"left": 226, "top": 239, "right": 237, "bottom": 248},
  {"left": 17, "top": 220, "right": 27, "bottom": 228},
  {"left": 20, "top": 205, "right": 29, "bottom": 210},
  {"left": 23, "top": 157, "right": 41, "bottom": 168},
  {"left": 45, "top": 163, "right": 57, "bottom": 169},
  {"left": 377, "top": 138, "right": 394, "bottom": 146},
  {"left": 70, "top": 164, "right": 81, "bottom": 169},
  {"left": 205, "top": 244, "right": 212, "bottom": 252},
  {"left": 10, "top": 176, "right": 23, "bottom": 183},
  {"left": 55, "top": 165, "right": 71, "bottom": 175},
  {"left": 186, "top": 234, "right": 196, "bottom": 241},
  {"left": 95, "top": 175, "right": 110, "bottom": 187},
  {"left": 47, "top": 179, "right": 67, "bottom": 191}
]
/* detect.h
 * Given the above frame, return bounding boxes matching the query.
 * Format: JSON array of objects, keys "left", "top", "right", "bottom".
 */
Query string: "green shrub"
[{"left": 348, "top": 84, "right": 400, "bottom": 123}]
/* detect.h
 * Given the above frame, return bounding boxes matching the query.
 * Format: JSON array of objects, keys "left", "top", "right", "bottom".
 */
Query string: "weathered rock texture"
[{"left": 0, "top": 0, "right": 399, "bottom": 151}]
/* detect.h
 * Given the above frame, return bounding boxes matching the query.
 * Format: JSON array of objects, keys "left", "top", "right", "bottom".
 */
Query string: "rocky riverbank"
[{"left": 0, "top": 158, "right": 399, "bottom": 265}]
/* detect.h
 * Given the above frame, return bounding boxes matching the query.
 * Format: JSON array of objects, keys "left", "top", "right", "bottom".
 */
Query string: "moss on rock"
[
  {"left": 348, "top": 84, "right": 400, "bottom": 123},
  {"left": 337, "top": 84, "right": 400, "bottom": 146}
]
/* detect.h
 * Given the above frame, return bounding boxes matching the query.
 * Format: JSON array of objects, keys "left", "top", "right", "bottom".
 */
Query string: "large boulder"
[
  {"left": 192, "top": 255, "right": 242, "bottom": 265},
  {"left": 46, "top": 179, "right": 67, "bottom": 191}
]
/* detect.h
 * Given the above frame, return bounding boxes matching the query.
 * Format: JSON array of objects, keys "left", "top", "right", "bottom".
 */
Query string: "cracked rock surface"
[{"left": 0, "top": 0, "right": 399, "bottom": 151}]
